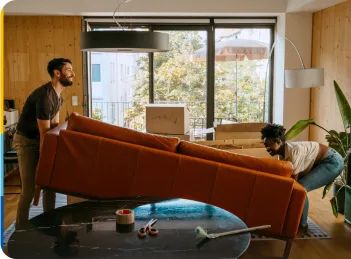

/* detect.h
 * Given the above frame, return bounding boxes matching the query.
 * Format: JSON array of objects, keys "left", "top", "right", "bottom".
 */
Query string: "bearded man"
[{"left": 13, "top": 58, "right": 75, "bottom": 229}]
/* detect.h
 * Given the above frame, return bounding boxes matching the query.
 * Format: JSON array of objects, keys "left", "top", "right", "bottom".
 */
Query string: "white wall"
[
  {"left": 283, "top": 13, "right": 312, "bottom": 140},
  {"left": 5, "top": 0, "right": 345, "bottom": 15},
  {"left": 5, "top": 0, "right": 287, "bottom": 16},
  {"left": 272, "top": 14, "right": 286, "bottom": 125}
]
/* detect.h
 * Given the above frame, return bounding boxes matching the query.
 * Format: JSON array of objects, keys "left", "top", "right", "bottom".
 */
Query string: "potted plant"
[{"left": 285, "top": 81, "right": 351, "bottom": 222}]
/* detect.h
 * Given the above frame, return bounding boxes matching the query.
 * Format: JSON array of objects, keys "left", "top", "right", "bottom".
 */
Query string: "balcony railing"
[{"left": 92, "top": 101, "right": 259, "bottom": 140}]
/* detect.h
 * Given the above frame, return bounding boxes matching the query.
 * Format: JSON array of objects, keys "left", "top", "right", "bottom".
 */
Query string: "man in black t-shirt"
[{"left": 13, "top": 58, "right": 75, "bottom": 229}]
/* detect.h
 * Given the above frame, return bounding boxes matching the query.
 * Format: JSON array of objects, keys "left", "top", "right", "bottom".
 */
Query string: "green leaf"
[
  {"left": 334, "top": 81, "right": 351, "bottom": 129},
  {"left": 330, "top": 197, "right": 339, "bottom": 217},
  {"left": 322, "top": 182, "right": 333, "bottom": 199},
  {"left": 285, "top": 119, "right": 315, "bottom": 140},
  {"left": 335, "top": 184, "right": 346, "bottom": 196},
  {"left": 325, "top": 131, "right": 348, "bottom": 157}
]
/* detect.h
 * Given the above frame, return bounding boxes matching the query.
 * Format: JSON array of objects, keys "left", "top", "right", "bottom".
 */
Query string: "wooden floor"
[{"left": 4, "top": 173, "right": 351, "bottom": 258}]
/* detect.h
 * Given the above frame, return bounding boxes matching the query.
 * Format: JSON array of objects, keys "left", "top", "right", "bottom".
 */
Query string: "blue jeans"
[{"left": 298, "top": 148, "right": 344, "bottom": 226}]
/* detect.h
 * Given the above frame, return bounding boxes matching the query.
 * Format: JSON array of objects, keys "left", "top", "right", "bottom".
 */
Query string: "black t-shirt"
[{"left": 16, "top": 82, "right": 63, "bottom": 139}]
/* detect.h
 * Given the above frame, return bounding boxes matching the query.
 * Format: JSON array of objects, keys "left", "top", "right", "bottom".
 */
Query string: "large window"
[
  {"left": 89, "top": 28, "right": 149, "bottom": 130},
  {"left": 214, "top": 28, "right": 271, "bottom": 123},
  {"left": 154, "top": 30, "right": 207, "bottom": 138},
  {"left": 86, "top": 19, "right": 274, "bottom": 139}
]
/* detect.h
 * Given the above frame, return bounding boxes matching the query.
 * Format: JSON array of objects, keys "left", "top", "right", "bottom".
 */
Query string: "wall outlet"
[{"left": 72, "top": 96, "right": 78, "bottom": 106}]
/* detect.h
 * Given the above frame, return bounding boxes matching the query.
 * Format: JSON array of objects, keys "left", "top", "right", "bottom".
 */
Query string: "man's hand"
[{"left": 50, "top": 112, "right": 60, "bottom": 129}]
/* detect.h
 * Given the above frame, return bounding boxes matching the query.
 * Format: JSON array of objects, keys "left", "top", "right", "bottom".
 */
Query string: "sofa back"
[
  {"left": 178, "top": 141, "right": 293, "bottom": 178},
  {"left": 67, "top": 113, "right": 180, "bottom": 152}
]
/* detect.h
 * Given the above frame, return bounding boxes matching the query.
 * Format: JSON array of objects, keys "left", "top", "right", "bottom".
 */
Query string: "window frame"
[{"left": 83, "top": 17, "right": 275, "bottom": 138}]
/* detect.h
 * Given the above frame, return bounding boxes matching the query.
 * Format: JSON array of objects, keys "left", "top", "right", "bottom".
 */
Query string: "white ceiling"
[{"left": 3, "top": 0, "right": 347, "bottom": 16}]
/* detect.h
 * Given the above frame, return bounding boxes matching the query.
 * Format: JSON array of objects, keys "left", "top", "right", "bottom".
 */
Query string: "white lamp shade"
[{"left": 285, "top": 68, "right": 324, "bottom": 88}]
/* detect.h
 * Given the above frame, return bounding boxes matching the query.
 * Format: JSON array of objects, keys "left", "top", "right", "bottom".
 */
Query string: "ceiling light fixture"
[{"left": 80, "top": 0, "right": 169, "bottom": 53}]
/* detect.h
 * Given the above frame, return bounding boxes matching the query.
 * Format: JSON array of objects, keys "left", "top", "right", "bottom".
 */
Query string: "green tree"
[
  {"left": 125, "top": 31, "right": 267, "bottom": 132},
  {"left": 125, "top": 31, "right": 207, "bottom": 129},
  {"left": 215, "top": 60, "right": 266, "bottom": 122}
]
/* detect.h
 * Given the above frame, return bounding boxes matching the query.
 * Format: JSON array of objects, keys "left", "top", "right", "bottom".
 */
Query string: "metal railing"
[{"left": 92, "top": 101, "right": 262, "bottom": 140}]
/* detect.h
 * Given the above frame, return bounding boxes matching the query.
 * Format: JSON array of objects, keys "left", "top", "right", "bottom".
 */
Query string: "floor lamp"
[{"left": 284, "top": 37, "right": 324, "bottom": 88}]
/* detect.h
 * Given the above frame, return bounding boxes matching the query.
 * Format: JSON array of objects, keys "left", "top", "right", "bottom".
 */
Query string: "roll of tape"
[
  {"left": 115, "top": 209, "right": 135, "bottom": 233},
  {"left": 116, "top": 209, "right": 135, "bottom": 224}
]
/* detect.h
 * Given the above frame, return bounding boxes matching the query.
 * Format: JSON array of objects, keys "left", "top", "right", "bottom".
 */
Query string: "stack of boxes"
[
  {"left": 145, "top": 104, "right": 191, "bottom": 140},
  {"left": 195, "top": 122, "right": 271, "bottom": 158}
]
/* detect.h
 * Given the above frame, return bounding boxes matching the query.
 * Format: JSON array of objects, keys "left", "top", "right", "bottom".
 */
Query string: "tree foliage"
[{"left": 125, "top": 30, "right": 267, "bottom": 131}]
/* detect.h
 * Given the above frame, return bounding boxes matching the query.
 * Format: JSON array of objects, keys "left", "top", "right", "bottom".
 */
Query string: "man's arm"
[{"left": 37, "top": 119, "right": 51, "bottom": 152}]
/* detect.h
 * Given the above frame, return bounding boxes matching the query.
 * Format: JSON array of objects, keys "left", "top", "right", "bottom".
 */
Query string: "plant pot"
[
  {"left": 333, "top": 182, "right": 345, "bottom": 214},
  {"left": 345, "top": 185, "right": 351, "bottom": 225}
]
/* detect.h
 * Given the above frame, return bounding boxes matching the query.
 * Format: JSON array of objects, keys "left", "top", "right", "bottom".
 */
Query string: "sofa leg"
[
  {"left": 283, "top": 238, "right": 293, "bottom": 259},
  {"left": 32, "top": 185, "right": 41, "bottom": 206}
]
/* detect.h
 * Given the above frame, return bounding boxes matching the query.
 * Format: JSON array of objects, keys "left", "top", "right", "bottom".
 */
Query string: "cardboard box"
[
  {"left": 161, "top": 134, "right": 191, "bottom": 141},
  {"left": 195, "top": 139, "right": 264, "bottom": 150},
  {"left": 194, "top": 139, "right": 273, "bottom": 158},
  {"left": 214, "top": 122, "right": 266, "bottom": 140},
  {"left": 145, "top": 104, "right": 190, "bottom": 134},
  {"left": 4, "top": 109, "right": 19, "bottom": 128}
]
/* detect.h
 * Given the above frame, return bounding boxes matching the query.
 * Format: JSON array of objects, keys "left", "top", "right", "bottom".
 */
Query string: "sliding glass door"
[
  {"left": 153, "top": 29, "right": 207, "bottom": 139},
  {"left": 214, "top": 28, "right": 272, "bottom": 123}
]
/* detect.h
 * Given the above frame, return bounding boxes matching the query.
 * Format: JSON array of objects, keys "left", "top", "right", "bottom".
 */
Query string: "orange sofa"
[{"left": 36, "top": 113, "right": 305, "bottom": 258}]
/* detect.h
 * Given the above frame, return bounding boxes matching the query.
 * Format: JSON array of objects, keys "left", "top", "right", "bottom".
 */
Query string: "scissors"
[{"left": 138, "top": 218, "right": 159, "bottom": 238}]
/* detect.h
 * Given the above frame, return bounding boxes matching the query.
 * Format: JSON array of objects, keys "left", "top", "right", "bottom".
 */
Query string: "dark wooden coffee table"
[{"left": 8, "top": 198, "right": 250, "bottom": 258}]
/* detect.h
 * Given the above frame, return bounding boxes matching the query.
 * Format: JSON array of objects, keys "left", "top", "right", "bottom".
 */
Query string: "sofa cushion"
[
  {"left": 67, "top": 113, "right": 180, "bottom": 152},
  {"left": 178, "top": 141, "right": 293, "bottom": 177},
  {"left": 51, "top": 130, "right": 140, "bottom": 198}
]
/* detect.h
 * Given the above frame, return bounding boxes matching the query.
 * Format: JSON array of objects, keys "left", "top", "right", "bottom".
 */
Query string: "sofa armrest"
[{"left": 36, "top": 122, "right": 67, "bottom": 186}]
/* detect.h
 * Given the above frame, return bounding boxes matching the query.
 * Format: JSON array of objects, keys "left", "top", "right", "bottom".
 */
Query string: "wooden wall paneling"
[
  {"left": 61, "top": 16, "right": 83, "bottom": 118},
  {"left": 311, "top": 0, "right": 351, "bottom": 143},
  {"left": 4, "top": 16, "right": 84, "bottom": 121},
  {"left": 14, "top": 17, "right": 30, "bottom": 108},
  {"left": 4, "top": 16, "right": 14, "bottom": 100},
  {"left": 62, "top": 16, "right": 76, "bottom": 119},
  {"left": 37, "top": 16, "right": 53, "bottom": 84},
  {"left": 53, "top": 17, "right": 65, "bottom": 55}
]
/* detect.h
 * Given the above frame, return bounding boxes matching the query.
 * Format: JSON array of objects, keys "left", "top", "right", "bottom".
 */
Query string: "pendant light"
[{"left": 80, "top": 0, "right": 169, "bottom": 53}]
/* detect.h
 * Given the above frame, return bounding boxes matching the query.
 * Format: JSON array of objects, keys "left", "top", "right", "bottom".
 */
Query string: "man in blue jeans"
[{"left": 261, "top": 123, "right": 344, "bottom": 230}]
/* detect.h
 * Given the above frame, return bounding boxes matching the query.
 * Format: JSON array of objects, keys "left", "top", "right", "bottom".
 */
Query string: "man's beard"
[{"left": 59, "top": 76, "right": 73, "bottom": 87}]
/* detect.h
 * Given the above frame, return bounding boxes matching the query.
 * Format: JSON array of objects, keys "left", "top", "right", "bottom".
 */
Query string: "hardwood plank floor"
[
  {"left": 4, "top": 185, "right": 351, "bottom": 258},
  {"left": 242, "top": 189, "right": 351, "bottom": 258}
]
